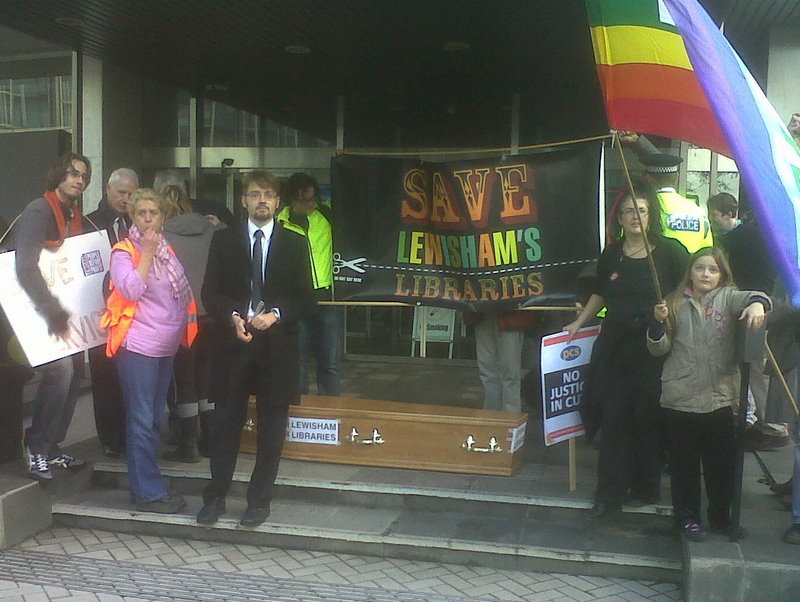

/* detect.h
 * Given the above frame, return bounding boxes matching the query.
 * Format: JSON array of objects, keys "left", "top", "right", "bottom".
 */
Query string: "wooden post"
[{"left": 569, "top": 437, "right": 577, "bottom": 491}]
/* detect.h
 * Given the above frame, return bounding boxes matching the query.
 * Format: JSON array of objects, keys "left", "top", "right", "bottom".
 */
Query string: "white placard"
[
  {"left": 0, "top": 231, "right": 111, "bottom": 367},
  {"left": 539, "top": 326, "right": 600, "bottom": 446},
  {"left": 508, "top": 423, "right": 527, "bottom": 453},
  {"left": 286, "top": 417, "right": 341, "bottom": 445}
]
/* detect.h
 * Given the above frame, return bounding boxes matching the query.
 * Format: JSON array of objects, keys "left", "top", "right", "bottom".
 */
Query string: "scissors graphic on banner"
[{"left": 333, "top": 253, "right": 366, "bottom": 274}]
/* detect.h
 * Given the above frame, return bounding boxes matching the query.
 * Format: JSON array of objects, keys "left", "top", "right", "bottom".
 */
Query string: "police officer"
[{"left": 640, "top": 153, "right": 713, "bottom": 253}]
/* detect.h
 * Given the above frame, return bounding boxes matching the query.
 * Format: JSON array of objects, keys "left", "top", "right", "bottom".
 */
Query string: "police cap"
[{"left": 640, "top": 153, "right": 683, "bottom": 174}]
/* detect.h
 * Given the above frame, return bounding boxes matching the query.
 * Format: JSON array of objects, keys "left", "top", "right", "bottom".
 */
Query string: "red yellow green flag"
[{"left": 586, "top": 0, "right": 730, "bottom": 156}]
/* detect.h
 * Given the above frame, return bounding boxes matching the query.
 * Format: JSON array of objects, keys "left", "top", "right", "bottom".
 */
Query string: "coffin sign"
[{"left": 0, "top": 231, "right": 111, "bottom": 366}]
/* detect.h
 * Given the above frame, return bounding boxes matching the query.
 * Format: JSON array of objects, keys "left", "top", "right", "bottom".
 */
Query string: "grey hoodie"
[{"left": 163, "top": 213, "right": 225, "bottom": 317}]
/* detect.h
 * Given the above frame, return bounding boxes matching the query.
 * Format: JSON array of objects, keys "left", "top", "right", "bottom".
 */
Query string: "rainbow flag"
[
  {"left": 662, "top": 0, "right": 800, "bottom": 306},
  {"left": 586, "top": 0, "right": 730, "bottom": 156}
]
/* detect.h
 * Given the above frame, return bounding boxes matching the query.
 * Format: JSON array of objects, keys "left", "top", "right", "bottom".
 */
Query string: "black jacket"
[
  {"left": 202, "top": 219, "right": 314, "bottom": 405},
  {"left": 86, "top": 198, "right": 131, "bottom": 245}
]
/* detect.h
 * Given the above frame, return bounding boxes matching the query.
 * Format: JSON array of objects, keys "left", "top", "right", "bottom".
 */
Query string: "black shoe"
[
  {"left": 772, "top": 478, "right": 793, "bottom": 496},
  {"left": 240, "top": 505, "right": 270, "bottom": 527},
  {"left": 101, "top": 443, "right": 124, "bottom": 459},
  {"left": 49, "top": 453, "right": 86, "bottom": 470},
  {"left": 625, "top": 495, "right": 660, "bottom": 508},
  {"left": 588, "top": 502, "right": 617, "bottom": 519},
  {"left": 710, "top": 524, "right": 747, "bottom": 540},
  {"left": 162, "top": 445, "right": 201, "bottom": 463},
  {"left": 135, "top": 494, "right": 187, "bottom": 514},
  {"left": 197, "top": 498, "right": 226, "bottom": 525},
  {"left": 784, "top": 524, "right": 800, "bottom": 545}
]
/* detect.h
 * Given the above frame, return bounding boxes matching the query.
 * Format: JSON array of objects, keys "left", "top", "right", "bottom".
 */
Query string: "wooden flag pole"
[
  {"left": 614, "top": 132, "right": 663, "bottom": 302},
  {"left": 569, "top": 438, "right": 577, "bottom": 491},
  {"left": 766, "top": 341, "right": 800, "bottom": 416}
]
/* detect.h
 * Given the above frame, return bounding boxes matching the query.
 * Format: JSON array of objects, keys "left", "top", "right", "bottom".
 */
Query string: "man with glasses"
[
  {"left": 85, "top": 168, "right": 139, "bottom": 458},
  {"left": 6, "top": 153, "right": 91, "bottom": 480},
  {"left": 197, "top": 170, "right": 313, "bottom": 527}
]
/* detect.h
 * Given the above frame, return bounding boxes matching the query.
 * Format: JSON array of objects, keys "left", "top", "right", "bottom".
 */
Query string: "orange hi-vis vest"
[{"left": 101, "top": 238, "right": 198, "bottom": 357}]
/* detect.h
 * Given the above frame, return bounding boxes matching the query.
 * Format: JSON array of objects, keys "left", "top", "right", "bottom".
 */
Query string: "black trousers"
[
  {"left": 204, "top": 336, "right": 289, "bottom": 508},
  {"left": 88, "top": 345, "right": 126, "bottom": 451},
  {"left": 593, "top": 334, "right": 663, "bottom": 506},
  {"left": 663, "top": 407, "right": 736, "bottom": 528},
  {"left": 171, "top": 319, "right": 215, "bottom": 412}
]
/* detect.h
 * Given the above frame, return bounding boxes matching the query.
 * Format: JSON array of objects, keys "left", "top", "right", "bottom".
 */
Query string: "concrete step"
[
  {"left": 88, "top": 460, "right": 674, "bottom": 519},
  {"left": 52, "top": 462, "right": 682, "bottom": 581},
  {"left": 0, "top": 460, "right": 94, "bottom": 549}
]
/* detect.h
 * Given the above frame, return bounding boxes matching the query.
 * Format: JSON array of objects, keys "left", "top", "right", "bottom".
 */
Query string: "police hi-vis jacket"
[{"left": 657, "top": 187, "right": 713, "bottom": 253}]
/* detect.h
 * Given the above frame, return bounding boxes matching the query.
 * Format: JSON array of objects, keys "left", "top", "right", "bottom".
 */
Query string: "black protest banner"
[{"left": 331, "top": 141, "right": 601, "bottom": 310}]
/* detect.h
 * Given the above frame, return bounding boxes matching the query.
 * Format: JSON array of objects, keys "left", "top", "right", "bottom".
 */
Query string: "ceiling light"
[
  {"left": 443, "top": 41, "right": 470, "bottom": 52},
  {"left": 284, "top": 45, "right": 311, "bottom": 55}
]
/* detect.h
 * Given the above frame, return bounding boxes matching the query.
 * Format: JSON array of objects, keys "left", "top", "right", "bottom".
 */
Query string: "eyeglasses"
[
  {"left": 66, "top": 168, "right": 90, "bottom": 182},
  {"left": 246, "top": 190, "right": 278, "bottom": 200},
  {"left": 619, "top": 207, "right": 649, "bottom": 216}
]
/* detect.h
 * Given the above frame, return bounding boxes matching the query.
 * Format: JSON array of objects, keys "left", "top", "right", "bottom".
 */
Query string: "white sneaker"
[{"left": 28, "top": 452, "right": 53, "bottom": 481}]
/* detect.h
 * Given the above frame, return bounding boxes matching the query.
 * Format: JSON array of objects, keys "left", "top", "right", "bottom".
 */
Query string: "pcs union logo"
[{"left": 561, "top": 345, "right": 581, "bottom": 361}]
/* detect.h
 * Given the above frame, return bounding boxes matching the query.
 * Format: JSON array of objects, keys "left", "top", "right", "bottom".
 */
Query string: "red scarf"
[{"left": 43, "top": 189, "right": 83, "bottom": 247}]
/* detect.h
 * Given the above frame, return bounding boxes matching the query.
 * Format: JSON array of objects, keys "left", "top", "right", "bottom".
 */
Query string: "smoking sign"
[{"left": 539, "top": 326, "right": 599, "bottom": 445}]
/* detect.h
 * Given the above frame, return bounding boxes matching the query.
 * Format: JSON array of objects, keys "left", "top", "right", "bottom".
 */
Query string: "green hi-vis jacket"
[
  {"left": 277, "top": 204, "right": 333, "bottom": 290},
  {"left": 658, "top": 188, "right": 714, "bottom": 253}
]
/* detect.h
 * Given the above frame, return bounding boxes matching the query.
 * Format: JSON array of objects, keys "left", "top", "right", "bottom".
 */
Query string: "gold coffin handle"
[
  {"left": 346, "top": 427, "right": 385, "bottom": 445},
  {"left": 461, "top": 434, "right": 502, "bottom": 453}
]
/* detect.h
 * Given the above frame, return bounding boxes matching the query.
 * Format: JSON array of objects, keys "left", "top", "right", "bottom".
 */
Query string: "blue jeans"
[
  {"left": 298, "top": 305, "right": 343, "bottom": 396},
  {"left": 116, "top": 348, "right": 175, "bottom": 503},
  {"left": 25, "top": 353, "right": 82, "bottom": 456}
]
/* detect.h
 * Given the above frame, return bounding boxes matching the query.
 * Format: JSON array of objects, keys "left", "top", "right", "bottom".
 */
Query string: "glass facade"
[
  {"left": 0, "top": 75, "right": 72, "bottom": 131},
  {"left": 142, "top": 79, "right": 331, "bottom": 149}
]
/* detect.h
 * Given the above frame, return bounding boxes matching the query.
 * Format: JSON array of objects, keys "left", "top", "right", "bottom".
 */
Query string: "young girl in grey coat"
[{"left": 647, "top": 247, "right": 770, "bottom": 542}]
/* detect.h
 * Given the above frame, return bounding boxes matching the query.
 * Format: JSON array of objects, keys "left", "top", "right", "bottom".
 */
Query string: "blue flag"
[{"left": 663, "top": 0, "right": 800, "bottom": 305}]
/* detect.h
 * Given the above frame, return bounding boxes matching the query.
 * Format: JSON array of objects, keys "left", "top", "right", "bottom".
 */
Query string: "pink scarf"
[{"left": 128, "top": 225, "right": 192, "bottom": 306}]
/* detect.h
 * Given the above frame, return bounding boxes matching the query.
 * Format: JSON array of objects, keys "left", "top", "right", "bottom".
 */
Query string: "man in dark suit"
[
  {"left": 197, "top": 170, "right": 313, "bottom": 527},
  {"left": 86, "top": 168, "right": 138, "bottom": 457}
]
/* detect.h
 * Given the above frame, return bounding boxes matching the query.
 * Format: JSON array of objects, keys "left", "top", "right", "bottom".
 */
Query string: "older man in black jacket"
[{"left": 85, "top": 168, "right": 138, "bottom": 457}]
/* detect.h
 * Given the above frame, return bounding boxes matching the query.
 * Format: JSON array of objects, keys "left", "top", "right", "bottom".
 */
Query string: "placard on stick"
[{"left": 540, "top": 326, "right": 599, "bottom": 445}]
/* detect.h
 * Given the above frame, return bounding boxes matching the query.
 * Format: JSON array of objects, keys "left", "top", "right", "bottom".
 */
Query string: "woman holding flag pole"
[{"left": 564, "top": 140, "right": 688, "bottom": 518}]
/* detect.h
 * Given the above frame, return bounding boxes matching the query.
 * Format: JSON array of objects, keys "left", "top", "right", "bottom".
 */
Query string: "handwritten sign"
[{"left": 0, "top": 231, "right": 111, "bottom": 366}]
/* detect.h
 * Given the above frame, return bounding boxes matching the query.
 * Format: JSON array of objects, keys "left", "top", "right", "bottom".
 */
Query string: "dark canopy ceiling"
[{"left": 0, "top": 0, "right": 797, "bottom": 148}]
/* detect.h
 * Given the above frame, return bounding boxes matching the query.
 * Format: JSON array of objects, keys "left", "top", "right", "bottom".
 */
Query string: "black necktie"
[
  {"left": 115, "top": 217, "right": 128, "bottom": 243},
  {"left": 251, "top": 229, "right": 264, "bottom": 311}
]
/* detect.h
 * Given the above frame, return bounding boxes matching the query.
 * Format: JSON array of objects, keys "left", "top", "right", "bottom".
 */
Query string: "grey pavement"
[{"left": 2, "top": 525, "right": 682, "bottom": 601}]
